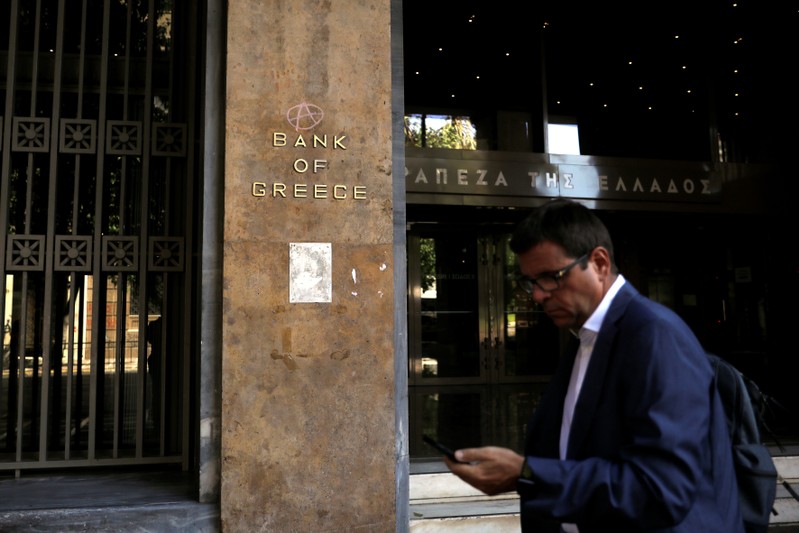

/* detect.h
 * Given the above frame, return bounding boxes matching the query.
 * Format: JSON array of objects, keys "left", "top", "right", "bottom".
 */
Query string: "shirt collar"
[{"left": 582, "top": 274, "right": 626, "bottom": 334}]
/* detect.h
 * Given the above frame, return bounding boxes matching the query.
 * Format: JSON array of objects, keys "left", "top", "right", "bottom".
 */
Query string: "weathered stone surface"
[{"left": 223, "top": 1, "right": 395, "bottom": 531}]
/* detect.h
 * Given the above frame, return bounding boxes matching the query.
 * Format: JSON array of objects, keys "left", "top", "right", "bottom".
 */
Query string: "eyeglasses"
[{"left": 517, "top": 254, "right": 589, "bottom": 294}]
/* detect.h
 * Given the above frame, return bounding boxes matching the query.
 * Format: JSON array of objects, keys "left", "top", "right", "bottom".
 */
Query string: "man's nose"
[{"left": 530, "top": 285, "right": 550, "bottom": 304}]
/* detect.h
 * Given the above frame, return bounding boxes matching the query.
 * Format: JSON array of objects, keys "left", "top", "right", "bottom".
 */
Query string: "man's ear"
[{"left": 589, "top": 246, "right": 613, "bottom": 277}]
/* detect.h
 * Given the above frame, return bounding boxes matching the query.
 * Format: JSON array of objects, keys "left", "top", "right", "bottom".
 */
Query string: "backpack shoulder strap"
[{"left": 708, "top": 353, "right": 760, "bottom": 444}]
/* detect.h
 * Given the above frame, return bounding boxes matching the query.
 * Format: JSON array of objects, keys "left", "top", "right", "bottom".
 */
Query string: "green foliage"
[
  {"left": 419, "top": 238, "right": 436, "bottom": 293},
  {"left": 405, "top": 115, "right": 477, "bottom": 150}
]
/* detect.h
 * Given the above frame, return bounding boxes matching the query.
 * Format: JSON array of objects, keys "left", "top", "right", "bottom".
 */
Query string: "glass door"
[
  {"left": 411, "top": 232, "right": 482, "bottom": 383},
  {"left": 408, "top": 226, "right": 561, "bottom": 462}
]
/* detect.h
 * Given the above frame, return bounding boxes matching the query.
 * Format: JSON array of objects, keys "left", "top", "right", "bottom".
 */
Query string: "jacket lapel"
[
  {"left": 566, "top": 283, "right": 637, "bottom": 457},
  {"left": 527, "top": 334, "right": 579, "bottom": 457}
]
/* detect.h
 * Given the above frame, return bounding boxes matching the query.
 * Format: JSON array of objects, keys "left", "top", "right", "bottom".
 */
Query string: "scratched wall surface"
[{"left": 222, "top": 1, "right": 396, "bottom": 531}]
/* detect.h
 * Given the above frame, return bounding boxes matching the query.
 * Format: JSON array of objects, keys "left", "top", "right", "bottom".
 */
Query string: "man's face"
[{"left": 516, "top": 240, "right": 605, "bottom": 329}]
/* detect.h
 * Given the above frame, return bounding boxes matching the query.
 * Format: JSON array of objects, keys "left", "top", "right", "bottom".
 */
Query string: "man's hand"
[{"left": 444, "top": 446, "right": 525, "bottom": 496}]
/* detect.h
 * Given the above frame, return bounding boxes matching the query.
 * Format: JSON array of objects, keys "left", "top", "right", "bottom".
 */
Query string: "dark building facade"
[{"left": 403, "top": 0, "right": 799, "bottom": 463}]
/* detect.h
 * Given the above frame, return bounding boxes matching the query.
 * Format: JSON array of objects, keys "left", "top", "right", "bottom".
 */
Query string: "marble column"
[{"left": 223, "top": 1, "right": 397, "bottom": 531}]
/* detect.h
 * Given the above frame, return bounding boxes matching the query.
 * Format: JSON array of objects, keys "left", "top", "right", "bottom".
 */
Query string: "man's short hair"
[{"left": 509, "top": 199, "right": 616, "bottom": 270}]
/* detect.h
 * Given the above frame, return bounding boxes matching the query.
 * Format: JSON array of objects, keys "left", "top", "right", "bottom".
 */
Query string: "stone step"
[
  {"left": 0, "top": 502, "right": 219, "bottom": 532},
  {"left": 410, "top": 455, "right": 799, "bottom": 531}
]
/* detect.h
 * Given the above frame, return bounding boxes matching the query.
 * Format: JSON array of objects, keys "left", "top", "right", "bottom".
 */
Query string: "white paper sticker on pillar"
[{"left": 289, "top": 243, "right": 332, "bottom": 303}]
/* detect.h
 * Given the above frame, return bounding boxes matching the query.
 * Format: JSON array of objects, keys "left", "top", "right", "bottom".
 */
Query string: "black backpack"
[{"left": 708, "top": 353, "right": 777, "bottom": 533}]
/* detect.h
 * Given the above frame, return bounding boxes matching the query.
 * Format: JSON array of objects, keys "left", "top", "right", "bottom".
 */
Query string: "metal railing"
[{"left": 0, "top": 0, "right": 199, "bottom": 474}]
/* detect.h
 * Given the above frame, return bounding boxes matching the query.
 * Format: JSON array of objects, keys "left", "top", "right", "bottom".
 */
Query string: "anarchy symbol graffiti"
[{"left": 286, "top": 103, "right": 324, "bottom": 131}]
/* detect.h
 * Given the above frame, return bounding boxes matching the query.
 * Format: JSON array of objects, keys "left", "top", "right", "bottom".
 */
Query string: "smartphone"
[{"left": 422, "top": 434, "right": 465, "bottom": 463}]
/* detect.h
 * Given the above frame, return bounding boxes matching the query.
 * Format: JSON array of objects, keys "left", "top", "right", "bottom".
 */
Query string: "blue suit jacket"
[{"left": 517, "top": 282, "right": 743, "bottom": 532}]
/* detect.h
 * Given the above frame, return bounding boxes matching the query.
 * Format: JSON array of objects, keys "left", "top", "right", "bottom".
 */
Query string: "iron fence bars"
[{"left": 0, "top": 0, "right": 197, "bottom": 473}]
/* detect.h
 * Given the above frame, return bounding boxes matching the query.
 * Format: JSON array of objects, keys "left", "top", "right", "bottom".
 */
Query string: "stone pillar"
[{"left": 223, "top": 1, "right": 396, "bottom": 531}]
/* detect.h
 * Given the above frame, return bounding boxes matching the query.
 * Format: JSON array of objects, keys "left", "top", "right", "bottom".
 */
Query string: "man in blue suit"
[{"left": 445, "top": 199, "right": 743, "bottom": 532}]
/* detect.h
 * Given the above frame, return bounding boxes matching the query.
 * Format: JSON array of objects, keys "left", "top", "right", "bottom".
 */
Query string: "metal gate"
[{"left": 0, "top": 0, "right": 200, "bottom": 473}]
